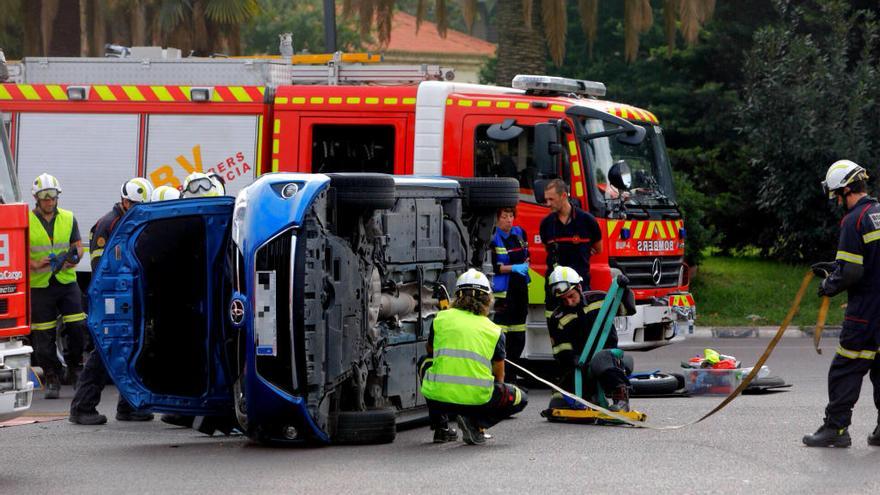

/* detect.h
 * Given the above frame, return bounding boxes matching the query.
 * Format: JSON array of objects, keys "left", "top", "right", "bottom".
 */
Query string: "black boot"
[
  {"left": 608, "top": 384, "right": 630, "bottom": 412},
  {"left": 868, "top": 424, "right": 880, "bottom": 447},
  {"left": 432, "top": 426, "right": 459, "bottom": 443},
  {"left": 803, "top": 424, "right": 851, "bottom": 448}
]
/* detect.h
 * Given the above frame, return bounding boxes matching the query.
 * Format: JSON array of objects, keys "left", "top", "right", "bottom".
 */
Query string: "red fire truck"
[
  {"left": 0, "top": 109, "right": 33, "bottom": 421},
  {"left": 0, "top": 51, "right": 694, "bottom": 361}
]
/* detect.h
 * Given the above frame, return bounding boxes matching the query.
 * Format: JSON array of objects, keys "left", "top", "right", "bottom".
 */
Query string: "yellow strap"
[
  {"left": 553, "top": 342, "right": 573, "bottom": 354},
  {"left": 836, "top": 250, "right": 864, "bottom": 265}
]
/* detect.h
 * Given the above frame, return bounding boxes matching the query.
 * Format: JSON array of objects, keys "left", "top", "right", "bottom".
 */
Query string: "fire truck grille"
[
  {"left": 0, "top": 298, "right": 8, "bottom": 314},
  {"left": 0, "top": 318, "right": 14, "bottom": 329},
  {"left": 254, "top": 230, "right": 296, "bottom": 396},
  {"left": 610, "top": 256, "right": 683, "bottom": 288}
]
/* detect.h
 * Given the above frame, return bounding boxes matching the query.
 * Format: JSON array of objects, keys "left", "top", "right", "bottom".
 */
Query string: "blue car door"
[{"left": 88, "top": 198, "right": 235, "bottom": 415}]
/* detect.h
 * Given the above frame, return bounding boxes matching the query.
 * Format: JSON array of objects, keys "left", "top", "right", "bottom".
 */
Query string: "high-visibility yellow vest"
[
  {"left": 29, "top": 208, "right": 77, "bottom": 288},
  {"left": 421, "top": 308, "right": 500, "bottom": 405}
]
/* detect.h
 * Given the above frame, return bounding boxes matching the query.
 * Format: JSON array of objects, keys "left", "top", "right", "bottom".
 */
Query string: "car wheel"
[
  {"left": 456, "top": 177, "right": 519, "bottom": 210},
  {"left": 333, "top": 409, "right": 397, "bottom": 445},
  {"left": 327, "top": 173, "right": 396, "bottom": 210},
  {"left": 630, "top": 373, "right": 680, "bottom": 395}
]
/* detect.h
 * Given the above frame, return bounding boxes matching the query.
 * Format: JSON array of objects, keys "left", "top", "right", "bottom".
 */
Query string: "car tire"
[
  {"left": 327, "top": 173, "right": 396, "bottom": 210},
  {"left": 456, "top": 177, "right": 519, "bottom": 210},
  {"left": 333, "top": 409, "right": 397, "bottom": 445},
  {"left": 630, "top": 373, "right": 680, "bottom": 395}
]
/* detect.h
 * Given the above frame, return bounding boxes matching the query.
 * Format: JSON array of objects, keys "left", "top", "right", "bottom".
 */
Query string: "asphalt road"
[{"left": 3, "top": 337, "right": 879, "bottom": 494}]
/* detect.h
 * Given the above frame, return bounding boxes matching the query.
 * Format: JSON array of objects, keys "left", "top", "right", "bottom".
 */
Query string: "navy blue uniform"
[
  {"left": 490, "top": 226, "right": 529, "bottom": 382},
  {"left": 539, "top": 206, "right": 601, "bottom": 312},
  {"left": 820, "top": 196, "right": 880, "bottom": 429}
]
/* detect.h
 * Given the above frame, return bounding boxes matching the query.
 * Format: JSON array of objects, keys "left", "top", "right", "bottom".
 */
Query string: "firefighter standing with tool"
[
  {"left": 69, "top": 178, "right": 155, "bottom": 425},
  {"left": 490, "top": 207, "right": 530, "bottom": 384},
  {"left": 420, "top": 269, "right": 528, "bottom": 445},
  {"left": 546, "top": 266, "right": 634, "bottom": 411},
  {"left": 803, "top": 160, "right": 880, "bottom": 448},
  {"left": 28, "top": 173, "right": 86, "bottom": 399},
  {"left": 540, "top": 179, "right": 602, "bottom": 318}
]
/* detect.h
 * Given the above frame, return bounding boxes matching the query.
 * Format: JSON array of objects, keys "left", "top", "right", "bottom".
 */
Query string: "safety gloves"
[{"left": 511, "top": 262, "right": 530, "bottom": 277}]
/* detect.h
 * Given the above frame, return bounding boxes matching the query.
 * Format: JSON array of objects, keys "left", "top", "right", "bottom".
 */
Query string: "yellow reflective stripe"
[
  {"left": 864, "top": 230, "right": 880, "bottom": 244},
  {"left": 0, "top": 85, "right": 12, "bottom": 100},
  {"left": 585, "top": 300, "right": 604, "bottom": 313},
  {"left": 94, "top": 85, "right": 116, "bottom": 101},
  {"left": 503, "top": 324, "right": 526, "bottom": 333},
  {"left": 310, "top": 96, "right": 324, "bottom": 104},
  {"left": 62, "top": 313, "right": 87, "bottom": 323},
  {"left": 291, "top": 97, "right": 306, "bottom": 104},
  {"left": 513, "top": 386, "right": 522, "bottom": 405},
  {"left": 494, "top": 291, "right": 507, "bottom": 298},
  {"left": 544, "top": 310, "right": 554, "bottom": 318},
  {"left": 365, "top": 97, "right": 379, "bottom": 104},
  {"left": 229, "top": 86, "right": 252, "bottom": 102},
  {"left": 151, "top": 86, "right": 174, "bottom": 101},
  {"left": 558, "top": 313, "right": 578, "bottom": 328},
  {"left": 90, "top": 248, "right": 104, "bottom": 260},
  {"left": 403, "top": 97, "right": 416, "bottom": 104},
  {"left": 836, "top": 345, "right": 876, "bottom": 360},
  {"left": 329, "top": 97, "right": 342, "bottom": 104},
  {"left": 384, "top": 97, "right": 399, "bottom": 104},
  {"left": 494, "top": 247, "right": 508, "bottom": 254},
  {"left": 47, "top": 85, "right": 67, "bottom": 100},
  {"left": 122, "top": 86, "right": 145, "bottom": 101},
  {"left": 31, "top": 321, "right": 58, "bottom": 331},
  {"left": 19, "top": 84, "right": 40, "bottom": 100},
  {"left": 836, "top": 250, "right": 863, "bottom": 265},
  {"left": 553, "top": 342, "right": 573, "bottom": 354}
]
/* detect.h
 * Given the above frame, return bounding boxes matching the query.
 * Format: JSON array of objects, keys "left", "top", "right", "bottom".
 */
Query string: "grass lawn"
[{"left": 690, "top": 256, "right": 846, "bottom": 328}]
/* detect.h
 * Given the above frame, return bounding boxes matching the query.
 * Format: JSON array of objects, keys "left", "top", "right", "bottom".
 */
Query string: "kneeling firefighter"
[
  {"left": 420, "top": 269, "right": 528, "bottom": 445},
  {"left": 546, "top": 266, "right": 636, "bottom": 412}
]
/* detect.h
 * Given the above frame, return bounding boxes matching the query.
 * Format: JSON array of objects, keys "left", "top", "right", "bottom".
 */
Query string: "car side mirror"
[
  {"left": 487, "top": 118, "right": 524, "bottom": 141},
  {"left": 608, "top": 160, "right": 632, "bottom": 191},
  {"left": 533, "top": 179, "right": 549, "bottom": 205},
  {"left": 534, "top": 122, "right": 561, "bottom": 177}
]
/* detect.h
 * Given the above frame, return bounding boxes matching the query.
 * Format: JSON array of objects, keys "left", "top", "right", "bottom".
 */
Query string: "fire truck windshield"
[
  {"left": 0, "top": 119, "right": 20, "bottom": 204},
  {"left": 581, "top": 118, "right": 676, "bottom": 208}
]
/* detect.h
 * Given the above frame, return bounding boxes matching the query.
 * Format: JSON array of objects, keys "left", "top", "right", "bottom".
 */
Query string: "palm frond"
[
  {"left": 415, "top": 0, "right": 427, "bottom": 33},
  {"left": 578, "top": 0, "right": 599, "bottom": 59},
  {"left": 376, "top": 0, "right": 394, "bottom": 47},
  {"left": 204, "top": 0, "right": 259, "bottom": 25},
  {"left": 156, "top": 0, "right": 191, "bottom": 33},
  {"left": 679, "top": 0, "right": 701, "bottom": 46},
  {"left": 542, "top": 0, "right": 566, "bottom": 66},
  {"left": 664, "top": 0, "right": 678, "bottom": 56},
  {"left": 359, "top": 0, "right": 376, "bottom": 38},
  {"left": 435, "top": 0, "right": 448, "bottom": 38},
  {"left": 461, "top": 0, "right": 478, "bottom": 33}
]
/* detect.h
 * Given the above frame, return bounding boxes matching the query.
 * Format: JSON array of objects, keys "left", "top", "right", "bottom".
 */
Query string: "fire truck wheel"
[
  {"left": 333, "top": 409, "right": 397, "bottom": 445},
  {"left": 456, "top": 177, "right": 520, "bottom": 210},
  {"left": 629, "top": 373, "right": 680, "bottom": 396},
  {"left": 327, "top": 173, "right": 396, "bottom": 210}
]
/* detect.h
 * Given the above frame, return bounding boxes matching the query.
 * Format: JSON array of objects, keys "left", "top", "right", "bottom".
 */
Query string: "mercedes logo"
[
  {"left": 651, "top": 258, "right": 662, "bottom": 286},
  {"left": 230, "top": 299, "right": 245, "bottom": 325}
]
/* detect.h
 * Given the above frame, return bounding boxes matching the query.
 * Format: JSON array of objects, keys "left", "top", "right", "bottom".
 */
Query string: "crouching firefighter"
[
  {"left": 803, "top": 160, "right": 880, "bottom": 448},
  {"left": 419, "top": 269, "right": 528, "bottom": 445},
  {"left": 542, "top": 266, "right": 643, "bottom": 423}
]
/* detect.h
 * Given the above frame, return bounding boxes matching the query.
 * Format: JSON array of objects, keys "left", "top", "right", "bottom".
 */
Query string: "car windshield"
[
  {"left": 0, "top": 119, "right": 20, "bottom": 204},
  {"left": 580, "top": 118, "right": 676, "bottom": 208}
]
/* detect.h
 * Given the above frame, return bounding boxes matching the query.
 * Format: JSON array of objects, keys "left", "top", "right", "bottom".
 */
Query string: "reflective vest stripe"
[
  {"left": 423, "top": 372, "right": 494, "bottom": 388},
  {"left": 494, "top": 291, "right": 507, "bottom": 299},
  {"left": 494, "top": 247, "right": 508, "bottom": 254},
  {"left": 836, "top": 345, "right": 877, "bottom": 360},
  {"left": 62, "top": 313, "right": 87, "bottom": 323},
  {"left": 836, "top": 250, "right": 864, "bottom": 265},
  {"left": 433, "top": 348, "right": 492, "bottom": 369},
  {"left": 864, "top": 230, "right": 880, "bottom": 244},
  {"left": 553, "top": 342, "right": 573, "bottom": 354},
  {"left": 31, "top": 243, "right": 71, "bottom": 253},
  {"left": 29, "top": 208, "right": 77, "bottom": 288},
  {"left": 500, "top": 323, "right": 527, "bottom": 333},
  {"left": 558, "top": 313, "right": 578, "bottom": 328},
  {"left": 584, "top": 300, "right": 604, "bottom": 313},
  {"left": 90, "top": 248, "right": 104, "bottom": 260},
  {"left": 31, "top": 320, "right": 58, "bottom": 331}
]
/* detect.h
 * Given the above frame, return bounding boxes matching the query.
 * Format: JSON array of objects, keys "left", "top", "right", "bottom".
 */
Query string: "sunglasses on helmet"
[
  {"left": 551, "top": 281, "right": 577, "bottom": 297},
  {"left": 36, "top": 189, "right": 59, "bottom": 200},
  {"left": 184, "top": 177, "right": 214, "bottom": 194}
]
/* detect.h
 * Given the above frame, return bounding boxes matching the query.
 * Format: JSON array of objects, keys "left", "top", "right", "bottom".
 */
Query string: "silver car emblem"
[
  {"left": 651, "top": 258, "right": 662, "bottom": 286},
  {"left": 230, "top": 299, "right": 245, "bottom": 325}
]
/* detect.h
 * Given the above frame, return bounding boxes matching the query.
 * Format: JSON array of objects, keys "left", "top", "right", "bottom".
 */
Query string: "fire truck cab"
[{"left": 0, "top": 53, "right": 694, "bottom": 364}]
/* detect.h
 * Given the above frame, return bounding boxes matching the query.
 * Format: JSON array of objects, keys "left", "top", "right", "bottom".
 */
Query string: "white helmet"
[
  {"left": 151, "top": 185, "right": 181, "bottom": 202},
  {"left": 823, "top": 160, "right": 869, "bottom": 199},
  {"left": 455, "top": 268, "right": 491, "bottom": 295},
  {"left": 548, "top": 265, "right": 583, "bottom": 297},
  {"left": 32, "top": 173, "right": 61, "bottom": 196},
  {"left": 183, "top": 172, "right": 222, "bottom": 198},
  {"left": 207, "top": 172, "right": 226, "bottom": 196},
  {"left": 121, "top": 177, "right": 154, "bottom": 203}
]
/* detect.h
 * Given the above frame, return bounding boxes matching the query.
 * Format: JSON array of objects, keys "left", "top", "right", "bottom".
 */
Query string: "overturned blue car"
[{"left": 88, "top": 173, "right": 518, "bottom": 445}]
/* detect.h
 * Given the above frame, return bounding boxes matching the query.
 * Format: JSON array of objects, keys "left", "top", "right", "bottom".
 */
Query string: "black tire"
[
  {"left": 456, "top": 177, "right": 519, "bottom": 210},
  {"left": 670, "top": 372, "right": 686, "bottom": 390},
  {"left": 747, "top": 376, "right": 786, "bottom": 388},
  {"left": 333, "top": 409, "right": 397, "bottom": 445},
  {"left": 630, "top": 373, "right": 680, "bottom": 395},
  {"left": 327, "top": 173, "right": 396, "bottom": 210}
]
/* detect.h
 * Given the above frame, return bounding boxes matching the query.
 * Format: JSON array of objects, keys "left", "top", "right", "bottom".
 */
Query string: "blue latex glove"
[
  {"left": 48, "top": 253, "right": 60, "bottom": 273},
  {"left": 511, "top": 262, "right": 530, "bottom": 277}
]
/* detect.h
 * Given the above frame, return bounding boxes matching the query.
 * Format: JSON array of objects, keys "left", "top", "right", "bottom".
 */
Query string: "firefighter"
[
  {"left": 182, "top": 172, "right": 223, "bottom": 198},
  {"left": 539, "top": 178, "right": 602, "bottom": 318},
  {"left": 490, "top": 206, "right": 530, "bottom": 384},
  {"left": 151, "top": 185, "right": 181, "bottom": 201},
  {"left": 69, "top": 178, "right": 155, "bottom": 425},
  {"left": 28, "top": 173, "right": 86, "bottom": 399},
  {"left": 546, "top": 266, "right": 634, "bottom": 411},
  {"left": 803, "top": 160, "right": 880, "bottom": 448},
  {"left": 420, "top": 269, "right": 528, "bottom": 445}
]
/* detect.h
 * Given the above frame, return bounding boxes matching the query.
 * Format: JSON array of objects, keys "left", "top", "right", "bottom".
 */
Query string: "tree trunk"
[
  {"left": 495, "top": 0, "right": 547, "bottom": 86},
  {"left": 131, "top": 0, "right": 148, "bottom": 46},
  {"left": 40, "top": 0, "right": 60, "bottom": 55},
  {"left": 91, "top": 0, "right": 106, "bottom": 56},
  {"left": 23, "top": 0, "right": 42, "bottom": 57},
  {"left": 79, "top": 0, "right": 89, "bottom": 56},
  {"left": 227, "top": 25, "right": 242, "bottom": 56},
  {"left": 48, "top": 0, "right": 79, "bottom": 56},
  {"left": 191, "top": 0, "right": 210, "bottom": 55}
]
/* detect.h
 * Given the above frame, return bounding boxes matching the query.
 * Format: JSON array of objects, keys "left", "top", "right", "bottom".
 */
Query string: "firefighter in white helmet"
[
  {"left": 182, "top": 172, "right": 223, "bottom": 198},
  {"left": 69, "top": 177, "right": 156, "bottom": 425},
  {"left": 546, "top": 265, "right": 635, "bottom": 413},
  {"left": 151, "top": 185, "right": 181, "bottom": 202},
  {"left": 419, "top": 268, "right": 528, "bottom": 445},
  {"left": 804, "top": 160, "right": 880, "bottom": 447},
  {"left": 28, "top": 173, "right": 86, "bottom": 399}
]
